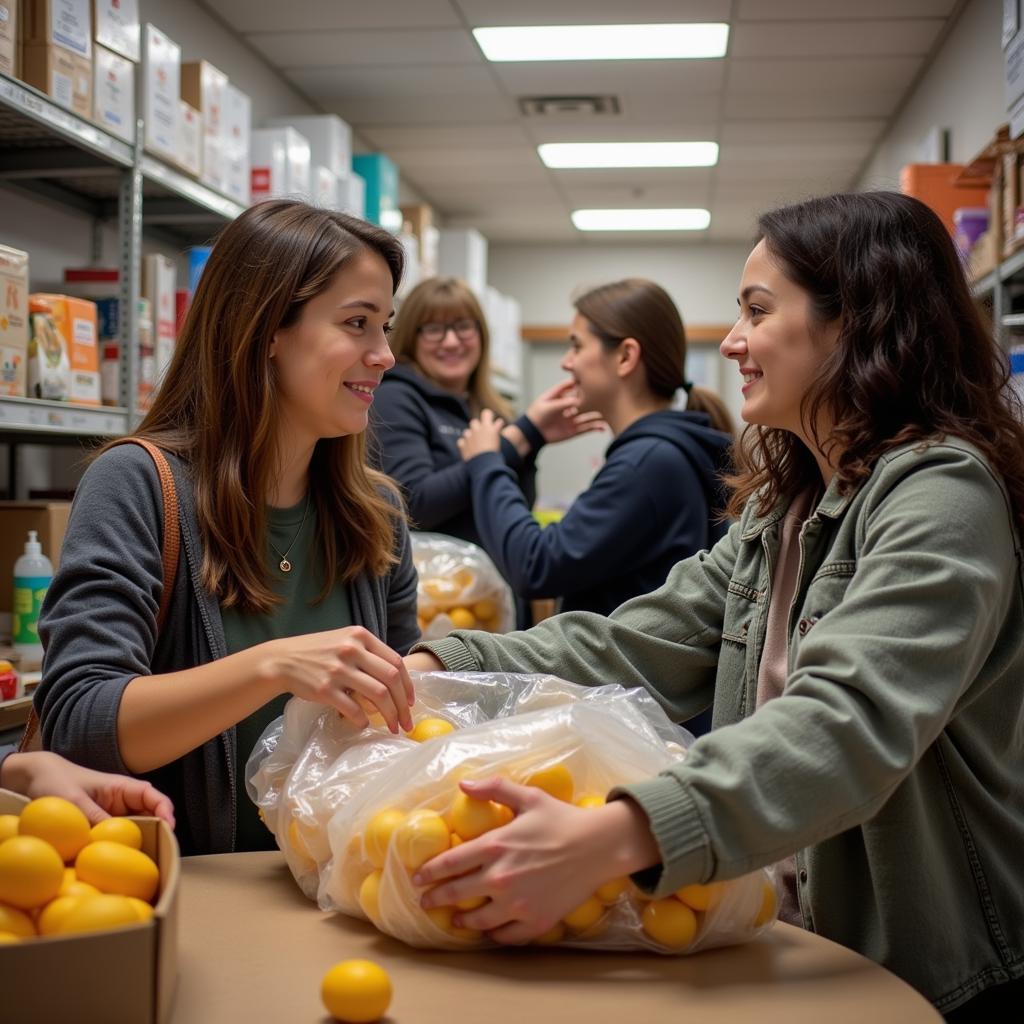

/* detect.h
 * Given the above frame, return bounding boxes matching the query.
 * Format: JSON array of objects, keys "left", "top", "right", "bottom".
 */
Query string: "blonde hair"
[{"left": 390, "top": 277, "right": 513, "bottom": 419}]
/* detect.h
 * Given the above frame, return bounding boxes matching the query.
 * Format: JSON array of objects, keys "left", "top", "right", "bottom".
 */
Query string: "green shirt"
[{"left": 222, "top": 497, "right": 352, "bottom": 852}]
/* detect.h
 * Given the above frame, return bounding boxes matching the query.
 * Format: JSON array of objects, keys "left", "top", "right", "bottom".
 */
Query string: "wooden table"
[{"left": 173, "top": 852, "right": 941, "bottom": 1024}]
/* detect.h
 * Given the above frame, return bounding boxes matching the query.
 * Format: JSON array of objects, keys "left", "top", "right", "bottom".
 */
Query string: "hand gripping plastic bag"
[
  {"left": 411, "top": 532, "right": 515, "bottom": 638},
  {"left": 247, "top": 672, "right": 778, "bottom": 953}
]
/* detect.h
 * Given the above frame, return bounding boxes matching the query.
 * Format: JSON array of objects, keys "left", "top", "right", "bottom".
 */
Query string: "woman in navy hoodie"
[
  {"left": 458, "top": 278, "right": 734, "bottom": 617},
  {"left": 372, "top": 276, "right": 604, "bottom": 552}
]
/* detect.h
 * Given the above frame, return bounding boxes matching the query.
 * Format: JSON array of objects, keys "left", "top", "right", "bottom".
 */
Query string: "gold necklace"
[{"left": 268, "top": 493, "right": 310, "bottom": 573}]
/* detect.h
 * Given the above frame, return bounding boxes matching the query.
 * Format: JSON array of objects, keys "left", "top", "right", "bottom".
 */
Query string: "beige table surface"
[{"left": 173, "top": 852, "right": 941, "bottom": 1024}]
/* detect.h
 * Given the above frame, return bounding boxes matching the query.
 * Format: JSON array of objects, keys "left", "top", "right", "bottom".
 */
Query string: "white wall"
[
  {"left": 488, "top": 242, "right": 749, "bottom": 507},
  {"left": 858, "top": 0, "right": 1004, "bottom": 189}
]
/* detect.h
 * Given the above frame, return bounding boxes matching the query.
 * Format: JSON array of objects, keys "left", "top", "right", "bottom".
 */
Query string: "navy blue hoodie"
[
  {"left": 370, "top": 362, "right": 541, "bottom": 549},
  {"left": 464, "top": 409, "right": 733, "bottom": 617}
]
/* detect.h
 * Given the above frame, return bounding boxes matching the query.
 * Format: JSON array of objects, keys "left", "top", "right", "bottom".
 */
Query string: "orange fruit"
[
  {"left": 0, "top": 901, "right": 36, "bottom": 938},
  {"left": 75, "top": 841, "right": 159, "bottom": 902},
  {"left": 448, "top": 792, "right": 506, "bottom": 841},
  {"left": 38, "top": 894, "right": 89, "bottom": 936},
  {"left": 18, "top": 797, "right": 92, "bottom": 862},
  {"left": 642, "top": 898, "right": 698, "bottom": 950},
  {"left": 392, "top": 810, "right": 450, "bottom": 871},
  {"left": 447, "top": 607, "right": 476, "bottom": 629},
  {"left": 55, "top": 894, "right": 140, "bottom": 936},
  {"left": 364, "top": 809, "right": 406, "bottom": 870},
  {"left": 0, "top": 835, "right": 65, "bottom": 909},
  {"left": 472, "top": 599, "right": 498, "bottom": 620},
  {"left": 89, "top": 817, "right": 144, "bottom": 850},
  {"left": 0, "top": 815, "right": 20, "bottom": 843},
  {"left": 125, "top": 896, "right": 155, "bottom": 922},
  {"left": 525, "top": 764, "right": 574, "bottom": 803},
  {"left": 358, "top": 871, "right": 382, "bottom": 923},
  {"left": 0, "top": 930, "right": 20, "bottom": 944},
  {"left": 533, "top": 922, "right": 566, "bottom": 945},
  {"left": 320, "top": 959, "right": 392, "bottom": 1023},
  {"left": 422, "top": 578, "right": 460, "bottom": 602},
  {"left": 424, "top": 904, "right": 482, "bottom": 941},
  {"left": 753, "top": 880, "right": 776, "bottom": 928},
  {"left": 595, "top": 877, "right": 629, "bottom": 904},
  {"left": 407, "top": 717, "right": 455, "bottom": 743},
  {"left": 574, "top": 794, "right": 605, "bottom": 809},
  {"left": 562, "top": 896, "right": 604, "bottom": 933},
  {"left": 675, "top": 882, "right": 724, "bottom": 912}
]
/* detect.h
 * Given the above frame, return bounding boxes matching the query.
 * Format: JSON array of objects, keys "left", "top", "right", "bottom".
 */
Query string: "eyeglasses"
[{"left": 417, "top": 318, "right": 479, "bottom": 343}]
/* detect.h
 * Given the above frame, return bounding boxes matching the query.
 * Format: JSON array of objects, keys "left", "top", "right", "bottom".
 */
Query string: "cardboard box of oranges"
[{"left": 0, "top": 789, "right": 180, "bottom": 1024}]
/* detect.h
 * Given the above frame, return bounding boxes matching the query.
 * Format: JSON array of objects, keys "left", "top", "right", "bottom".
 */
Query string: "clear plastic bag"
[
  {"left": 247, "top": 672, "right": 778, "bottom": 953},
  {"left": 411, "top": 532, "right": 515, "bottom": 638}
]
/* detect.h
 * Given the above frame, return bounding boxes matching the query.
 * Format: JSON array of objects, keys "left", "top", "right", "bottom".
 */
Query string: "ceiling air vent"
[{"left": 518, "top": 95, "right": 621, "bottom": 117}]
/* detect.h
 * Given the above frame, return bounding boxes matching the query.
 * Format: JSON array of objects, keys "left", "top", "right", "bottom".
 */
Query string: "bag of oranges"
[
  {"left": 411, "top": 533, "right": 514, "bottom": 638},
  {"left": 247, "top": 672, "right": 778, "bottom": 953}
]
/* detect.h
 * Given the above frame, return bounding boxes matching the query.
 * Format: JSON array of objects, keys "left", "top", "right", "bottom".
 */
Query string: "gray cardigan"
[{"left": 34, "top": 444, "right": 419, "bottom": 855}]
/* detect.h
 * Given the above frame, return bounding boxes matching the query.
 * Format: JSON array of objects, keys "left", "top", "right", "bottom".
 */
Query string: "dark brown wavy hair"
[
  {"left": 726, "top": 190, "right": 1024, "bottom": 536},
  {"left": 116, "top": 200, "right": 406, "bottom": 612},
  {"left": 574, "top": 277, "right": 735, "bottom": 436}
]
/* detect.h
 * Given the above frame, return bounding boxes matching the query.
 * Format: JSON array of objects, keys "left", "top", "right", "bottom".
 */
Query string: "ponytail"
[{"left": 686, "top": 384, "right": 736, "bottom": 437}]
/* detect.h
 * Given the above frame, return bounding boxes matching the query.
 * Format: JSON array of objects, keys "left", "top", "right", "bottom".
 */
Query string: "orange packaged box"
[
  {"left": 30, "top": 294, "right": 101, "bottom": 405},
  {"left": 0, "top": 789, "right": 180, "bottom": 1024}
]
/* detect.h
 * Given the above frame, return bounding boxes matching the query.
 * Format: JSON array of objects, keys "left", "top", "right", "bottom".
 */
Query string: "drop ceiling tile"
[
  {"left": 731, "top": 19, "right": 944, "bottom": 57},
  {"left": 524, "top": 120, "right": 720, "bottom": 143},
  {"left": 396, "top": 160, "right": 551, "bottom": 187},
  {"left": 720, "top": 119, "right": 887, "bottom": 144},
  {"left": 424, "top": 185, "right": 566, "bottom": 211},
  {"left": 492, "top": 59, "right": 726, "bottom": 97},
  {"left": 361, "top": 124, "right": 534, "bottom": 149},
  {"left": 720, "top": 140, "right": 873, "bottom": 164},
  {"left": 723, "top": 91, "right": 901, "bottom": 119},
  {"left": 390, "top": 147, "right": 540, "bottom": 171},
  {"left": 204, "top": 0, "right": 461, "bottom": 31},
  {"left": 326, "top": 95, "right": 516, "bottom": 126},
  {"left": 735, "top": 0, "right": 955, "bottom": 19},
  {"left": 727, "top": 56, "right": 921, "bottom": 94},
  {"left": 562, "top": 182, "right": 713, "bottom": 207},
  {"left": 552, "top": 167, "right": 715, "bottom": 189},
  {"left": 287, "top": 64, "right": 503, "bottom": 101},
  {"left": 247, "top": 29, "right": 482, "bottom": 68},
  {"left": 455, "top": 0, "right": 730, "bottom": 24}
]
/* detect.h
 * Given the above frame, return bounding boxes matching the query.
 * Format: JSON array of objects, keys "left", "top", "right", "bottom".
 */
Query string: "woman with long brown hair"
[
  {"left": 457, "top": 278, "right": 734, "bottom": 616},
  {"left": 405, "top": 192, "right": 1024, "bottom": 1017},
  {"left": 373, "top": 277, "right": 604, "bottom": 562},
  {"left": 33, "top": 200, "right": 418, "bottom": 855}
]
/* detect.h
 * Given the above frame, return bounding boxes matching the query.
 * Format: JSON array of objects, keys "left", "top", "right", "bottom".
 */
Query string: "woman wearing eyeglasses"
[{"left": 373, "top": 277, "right": 603, "bottom": 565}]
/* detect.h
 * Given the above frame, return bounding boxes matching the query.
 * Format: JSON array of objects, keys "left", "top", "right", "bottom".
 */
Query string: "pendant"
[{"left": 279, "top": 558, "right": 292, "bottom": 573}]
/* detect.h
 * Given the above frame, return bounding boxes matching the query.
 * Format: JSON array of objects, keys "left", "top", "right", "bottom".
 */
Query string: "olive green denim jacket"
[{"left": 419, "top": 439, "right": 1024, "bottom": 1013}]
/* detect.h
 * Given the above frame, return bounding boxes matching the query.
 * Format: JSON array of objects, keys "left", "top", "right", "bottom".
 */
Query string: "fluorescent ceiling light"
[
  {"left": 571, "top": 209, "right": 711, "bottom": 232},
  {"left": 539, "top": 142, "right": 718, "bottom": 168},
  {"left": 473, "top": 24, "right": 729, "bottom": 62}
]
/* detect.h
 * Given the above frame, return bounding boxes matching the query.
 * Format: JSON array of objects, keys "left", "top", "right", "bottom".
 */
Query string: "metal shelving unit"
[
  {"left": 0, "top": 71, "right": 243, "bottom": 496},
  {"left": 972, "top": 245, "right": 1024, "bottom": 351}
]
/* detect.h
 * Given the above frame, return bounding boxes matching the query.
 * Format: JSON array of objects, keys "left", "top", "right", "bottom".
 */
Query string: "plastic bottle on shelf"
[{"left": 12, "top": 531, "right": 54, "bottom": 670}]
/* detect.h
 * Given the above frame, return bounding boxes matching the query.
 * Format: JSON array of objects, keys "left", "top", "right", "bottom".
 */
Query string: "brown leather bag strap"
[{"left": 17, "top": 438, "right": 180, "bottom": 753}]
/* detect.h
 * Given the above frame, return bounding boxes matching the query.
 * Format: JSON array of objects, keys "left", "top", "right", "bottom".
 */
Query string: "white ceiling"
[{"left": 202, "top": 0, "right": 962, "bottom": 244}]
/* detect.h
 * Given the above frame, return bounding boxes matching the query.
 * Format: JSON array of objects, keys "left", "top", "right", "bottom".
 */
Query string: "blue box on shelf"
[
  {"left": 188, "top": 247, "right": 213, "bottom": 295},
  {"left": 351, "top": 154, "right": 400, "bottom": 232}
]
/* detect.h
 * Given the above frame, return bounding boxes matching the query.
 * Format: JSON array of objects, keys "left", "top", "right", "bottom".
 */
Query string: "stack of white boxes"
[
  {"left": 265, "top": 114, "right": 353, "bottom": 212},
  {"left": 139, "top": 24, "right": 179, "bottom": 162},
  {"left": 222, "top": 84, "right": 251, "bottom": 203},
  {"left": 249, "top": 126, "right": 311, "bottom": 203},
  {"left": 181, "top": 60, "right": 226, "bottom": 189},
  {"left": 92, "top": 0, "right": 139, "bottom": 144},
  {"left": 438, "top": 228, "right": 488, "bottom": 299}
]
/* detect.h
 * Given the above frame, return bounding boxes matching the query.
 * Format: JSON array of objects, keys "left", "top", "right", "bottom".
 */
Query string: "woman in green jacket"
[{"left": 405, "top": 191, "right": 1024, "bottom": 1018}]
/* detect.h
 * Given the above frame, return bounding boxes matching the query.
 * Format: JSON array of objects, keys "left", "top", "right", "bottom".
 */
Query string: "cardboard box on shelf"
[
  {"left": 139, "top": 23, "right": 179, "bottom": 161},
  {"left": 31, "top": 293, "right": 100, "bottom": 404},
  {"left": 340, "top": 171, "right": 365, "bottom": 219},
  {"left": 221, "top": 82, "right": 250, "bottom": 204},
  {"left": 0, "top": 244, "right": 29, "bottom": 398},
  {"left": 0, "top": 789, "right": 180, "bottom": 1024},
  {"left": 0, "top": 502, "right": 70, "bottom": 611},
  {"left": 250, "top": 126, "right": 311, "bottom": 203},
  {"left": 143, "top": 253, "right": 175, "bottom": 388},
  {"left": 0, "top": 0, "right": 18, "bottom": 77},
  {"left": 181, "top": 60, "right": 227, "bottom": 191},
  {"left": 175, "top": 99, "right": 202, "bottom": 177},
  {"left": 20, "top": 43, "right": 91, "bottom": 118},
  {"left": 23, "top": 0, "right": 91, "bottom": 57},
  {"left": 400, "top": 203, "right": 439, "bottom": 277},
  {"left": 899, "top": 163, "right": 990, "bottom": 235},
  {"left": 92, "top": 0, "right": 138, "bottom": 62},
  {"left": 92, "top": 42, "right": 133, "bottom": 143},
  {"left": 265, "top": 113, "right": 351, "bottom": 179}
]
